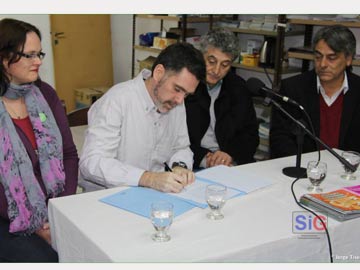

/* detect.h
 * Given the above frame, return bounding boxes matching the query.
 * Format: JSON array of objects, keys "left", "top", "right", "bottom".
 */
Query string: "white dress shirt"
[
  {"left": 317, "top": 72, "right": 349, "bottom": 107},
  {"left": 79, "top": 69, "right": 193, "bottom": 187}
]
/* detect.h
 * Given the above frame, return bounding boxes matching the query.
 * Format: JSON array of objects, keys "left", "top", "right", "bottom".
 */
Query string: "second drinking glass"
[
  {"left": 307, "top": 161, "right": 327, "bottom": 193},
  {"left": 341, "top": 151, "right": 360, "bottom": 180},
  {"left": 205, "top": 184, "right": 227, "bottom": 220}
]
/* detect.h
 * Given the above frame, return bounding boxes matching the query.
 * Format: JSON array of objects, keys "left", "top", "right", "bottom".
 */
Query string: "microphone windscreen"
[{"left": 246, "top": 78, "right": 266, "bottom": 96}]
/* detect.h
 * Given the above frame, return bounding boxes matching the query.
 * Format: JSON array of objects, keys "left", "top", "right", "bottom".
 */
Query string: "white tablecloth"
[{"left": 49, "top": 150, "right": 360, "bottom": 262}]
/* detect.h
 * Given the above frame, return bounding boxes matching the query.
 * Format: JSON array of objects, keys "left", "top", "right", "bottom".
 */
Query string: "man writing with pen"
[{"left": 80, "top": 43, "right": 206, "bottom": 193}]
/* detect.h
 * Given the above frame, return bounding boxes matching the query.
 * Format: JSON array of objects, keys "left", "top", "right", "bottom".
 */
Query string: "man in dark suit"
[
  {"left": 270, "top": 25, "right": 360, "bottom": 158},
  {"left": 185, "top": 28, "right": 259, "bottom": 169}
]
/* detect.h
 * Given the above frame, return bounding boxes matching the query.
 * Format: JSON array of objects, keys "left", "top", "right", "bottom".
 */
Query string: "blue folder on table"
[{"left": 100, "top": 187, "right": 195, "bottom": 219}]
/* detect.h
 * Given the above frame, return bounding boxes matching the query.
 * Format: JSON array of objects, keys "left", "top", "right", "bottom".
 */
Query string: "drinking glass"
[
  {"left": 307, "top": 161, "right": 327, "bottom": 193},
  {"left": 150, "top": 201, "right": 174, "bottom": 242},
  {"left": 205, "top": 184, "right": 227, "bottom": 220},
  {"left": 341, "top": 151, "right": 360, "bottom": 180}
]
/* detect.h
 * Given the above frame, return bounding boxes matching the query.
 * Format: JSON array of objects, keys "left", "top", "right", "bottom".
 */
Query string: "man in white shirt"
[{"left": 80, "top": 43, "right": 206, "bottom": 193}]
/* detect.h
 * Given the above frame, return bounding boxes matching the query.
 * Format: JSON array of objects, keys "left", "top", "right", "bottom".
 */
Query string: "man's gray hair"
[
  {"left": 199, "top": 28, "right": 240, "bottom": 61},
  {"left": 313, "top": 25, "right": 356, "bottom": 58}
]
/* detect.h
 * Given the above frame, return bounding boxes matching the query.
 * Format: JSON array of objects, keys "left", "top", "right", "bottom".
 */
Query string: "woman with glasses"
[{"left": 0, "top": 18, "right": 78, "bottom": 262}]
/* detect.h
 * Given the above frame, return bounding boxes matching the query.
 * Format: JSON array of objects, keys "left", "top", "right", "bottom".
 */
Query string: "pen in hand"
[
  {"left": 164, "top": 162, "right": 173, "bottom": 172},
  {"left": 164, "top": 162, "right": 187, "bottom": 191}
]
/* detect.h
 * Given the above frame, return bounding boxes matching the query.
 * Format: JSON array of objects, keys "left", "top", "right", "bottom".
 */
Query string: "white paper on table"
[
  {"left": 171, "top": 178, "right": 244, "bottom": 208},
  {"left": 195, "top": 165, "right": 273, "bottom": 193}
]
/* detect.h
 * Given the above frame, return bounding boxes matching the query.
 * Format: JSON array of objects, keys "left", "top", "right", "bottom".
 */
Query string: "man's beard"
[{"left": 153, "top": 83, "right": 176, "bottom": 113}]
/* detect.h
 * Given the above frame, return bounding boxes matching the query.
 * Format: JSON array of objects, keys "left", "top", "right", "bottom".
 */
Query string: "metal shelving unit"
[
  {"left": 227, "top": 15, "right": 305, "bottom": 90},
  {"left": 131, "top": 14, "right": 231, "bottom": 77},
  {"left": 287, "top": 18, "right": 360, "bottom": 71}
]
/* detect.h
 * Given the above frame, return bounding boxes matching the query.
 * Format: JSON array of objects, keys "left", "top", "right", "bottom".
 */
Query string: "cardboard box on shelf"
[
  {"left": 242, "top": 54, "right": 260, "bottom": 67},
  {"left": 139, "top": 56, "right": 157, "bottom": 71},
  {"left": 92, "top": 86, "right": 110, "bottom": 95},
  {"left": 74, "top": 86, "right": 110, "bottom": 109},
  {"left": 153, "top": 37, "right": 177, "bottom": 49}
]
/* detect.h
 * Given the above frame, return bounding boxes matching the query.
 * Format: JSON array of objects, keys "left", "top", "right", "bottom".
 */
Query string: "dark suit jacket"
[
  {"left": 185, "top": 71, "right": 259, "bottom": 169},
  {"left": 270, "top": 69, "right": 360, "bottom": 158}
]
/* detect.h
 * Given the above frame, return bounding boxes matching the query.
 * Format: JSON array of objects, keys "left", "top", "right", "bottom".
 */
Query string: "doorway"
[{"left": 50, "top": 15, "right": 113, "bottom": 111}]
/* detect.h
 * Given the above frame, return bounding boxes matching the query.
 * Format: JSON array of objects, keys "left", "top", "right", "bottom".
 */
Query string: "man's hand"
[
  {"left": 35, "top": 222, "right": 52, "bottom": 245},
  {"left": 206, "top": 151, "right": 233, "bottom": 168},
  {"left": 139, "top": 171, "right": 187, "bottom": 193},
  {"left": 171, "top": 166, "right": 195, "bottom": 186}
]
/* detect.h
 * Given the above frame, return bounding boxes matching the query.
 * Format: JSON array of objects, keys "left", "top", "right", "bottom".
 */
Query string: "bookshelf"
[
  {"left": 287, "top": 18, "right": 360, "bottom": 70},
  {"left": 132, "top": 14, "right": 232, "bottom": 77}
]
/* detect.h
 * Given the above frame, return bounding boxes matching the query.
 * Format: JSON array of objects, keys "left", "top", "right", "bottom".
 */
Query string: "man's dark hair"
[
  {"left": 313, "top": 25, "right": 356, "bottom": 59},
  {"left": 0, "top": 18, "right": 42, "bottom": 95},
  {"left": 151, "top": 42, "right": 206, "bottom": 82}
]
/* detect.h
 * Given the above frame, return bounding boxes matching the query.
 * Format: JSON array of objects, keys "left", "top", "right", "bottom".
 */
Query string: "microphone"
[{"left": 246, "top": 77, "right": 304, "bottom": 110}]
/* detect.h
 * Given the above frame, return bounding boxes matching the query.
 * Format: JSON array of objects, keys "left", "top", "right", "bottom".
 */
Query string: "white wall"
[
  {"left": 110, "top": 15, "right": 133, "bottom": 84},
  {"left": 0, "top": 15, "right": 55, "bottom": 87}
]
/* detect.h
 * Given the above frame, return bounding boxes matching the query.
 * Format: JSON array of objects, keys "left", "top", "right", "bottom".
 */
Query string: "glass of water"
[
  {"left": 307, "top": 161, "right": 327, "bottom": 193},
  {"left": 341, "top": 151, "right": 360, "bottom": 180},
  {"left": 150, "top": 201, "right": 174, "bottom": 242},
  {"left": 205, "top": 184, "right": 227, "bottom": 220}
]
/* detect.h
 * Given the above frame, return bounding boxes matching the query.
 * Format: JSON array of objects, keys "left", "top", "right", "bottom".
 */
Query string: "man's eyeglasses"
[{"left": 16, "top": 52, "right": 46, "bottom": 60}]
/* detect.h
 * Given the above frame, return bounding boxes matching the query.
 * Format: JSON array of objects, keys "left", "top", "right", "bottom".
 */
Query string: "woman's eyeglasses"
[{"left": 16, "top": 52, "right": 46, "bottom": 60}]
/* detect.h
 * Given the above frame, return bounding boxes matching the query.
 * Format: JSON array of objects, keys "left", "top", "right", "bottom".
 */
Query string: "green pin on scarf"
[{"left": 39, "top": 112, "right": 47, "bottom": 122}]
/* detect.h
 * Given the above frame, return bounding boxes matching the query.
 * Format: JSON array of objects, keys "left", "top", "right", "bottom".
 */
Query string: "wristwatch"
[{"left": 172, "top": 161, "right": 188, "bottom": 169}]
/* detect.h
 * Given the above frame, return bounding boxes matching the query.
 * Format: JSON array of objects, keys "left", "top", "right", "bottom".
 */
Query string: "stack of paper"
[
  {"left": 195, "top": 165, "right": 272, "bottom": 193},
  {"left": 258, "top": 122, "right": 270, "bottom": 153}
]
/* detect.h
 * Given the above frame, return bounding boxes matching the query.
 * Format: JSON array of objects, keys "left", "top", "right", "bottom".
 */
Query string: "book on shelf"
[
  {"left": 288, "top": 47, "right": 313, "bottom": 53},
  {"left": 257, "top": 143, "right": 269, "bottom": 152},
  {"left": 259, "top": 122, "right": 270, "bottom": 137},
  {"left": 300, "top": 185, "right": 360, "bottom": 221},
  {"left": 254, "top": 150, "right": 269, "bottom": 161}
]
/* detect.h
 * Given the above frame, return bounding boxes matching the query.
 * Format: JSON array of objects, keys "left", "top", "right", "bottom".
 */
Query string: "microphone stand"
[
  {"left": 282, "top": 123, "right": 307, "bottom": 178},
  {"left": 264, "top": 97, "right": 306, "bottom": 177},
  {"left": 270, "top": 99, "right": 357, "bottom": 176}
]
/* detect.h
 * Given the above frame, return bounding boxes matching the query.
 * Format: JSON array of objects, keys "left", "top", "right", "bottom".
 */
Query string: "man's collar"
[
  {"left": 207, "top": 80, "right": 223, "bottom": 91},
  {"left": 316, "top": 71, "right": 349, "bottom": 95},
  {"left": 138, "top": 69, "right": 158, "bottom": 114}
]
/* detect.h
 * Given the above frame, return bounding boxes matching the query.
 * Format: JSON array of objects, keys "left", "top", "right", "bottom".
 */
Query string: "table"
[{"left": 48, "top": 150, "right": 360, "bottom": 262}]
